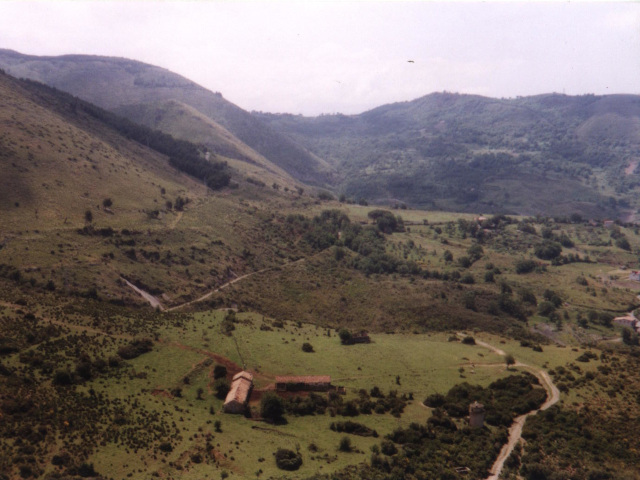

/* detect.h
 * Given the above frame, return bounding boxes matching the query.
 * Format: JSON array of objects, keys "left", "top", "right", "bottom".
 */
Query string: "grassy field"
[{"left": 66, "top": 311, "right": 536, "bottom": 480}]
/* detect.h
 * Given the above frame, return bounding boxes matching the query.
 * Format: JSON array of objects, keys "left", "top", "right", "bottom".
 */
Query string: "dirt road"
[
  {"left": 122, "top": 278, "right": 165, "bottom": 310},
  {"left": 458, "top": 334, "right": 560, "bottom": 480},
  {"left": 166, "top": 257, "right": 306, "bottom": 312}
]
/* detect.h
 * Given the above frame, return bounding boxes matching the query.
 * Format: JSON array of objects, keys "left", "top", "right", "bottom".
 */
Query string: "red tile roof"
[
  {"left": 224, "top": 371, "right": 253, "bottom": 406},
  {"left": 275, "top": 375, "right": 331, "bottom": 384}
]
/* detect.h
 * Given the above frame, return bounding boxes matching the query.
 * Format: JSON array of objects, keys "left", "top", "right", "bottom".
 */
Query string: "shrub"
[
  {"left": 423, "top": 393, "right": 445, "bottom": 408},
  {"left": 214, "top": 378, "right": 230, "bottom": 399},
  {"left": 302, "top": 342, "right": 314, "bottom": 353},
  {"left": 615, "top": 237, "right": 631, "bottom": 251},
  {"left": 159, "top": 442, "right": 173, "bottom": 452},
  {"left": 515, "top": 259, "right": 537, "bottom": 274},
  {"left": 380, "top": 439, "right": 398, "bottom": 456},
  {"left": 537, "top": 301, "right": 556, "bottom": 317},
  {"left": 117, "top": 338, "right": 153, "bottom": 359},
  {"left": 53, "top": 370, "right": 73, "bottom": 386},
  {"left": 461, "top": 336, "right": 476, "bottom": 345},
  {"left": 213, "top": 364, "right": 227, "bottom": 379},
  {"left": 261, "top": 392, "right": 285, "bottom": 422},
  {"left": 274, "top": 448, "right": 302, "bottom": 470},
  {"left": 460, "top": 273, "right": 475, "bottom": 284},
  {"left": 338, "top": 436, "right": 352, "bottom": 452},
  {"left": 534, "top": 241, "right": 562, "bottom": 260},
  {"left": 339, "top": 329, "right": 353, "bottom": 345}
]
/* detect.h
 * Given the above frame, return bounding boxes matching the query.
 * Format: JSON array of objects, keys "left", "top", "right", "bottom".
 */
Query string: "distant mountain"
[
  {"left": 4, "top": 48, "right": 640, "bottom": 218},
  {"left": 0, "top": 49, "right": 334, "bottom": 186},
  {"left": 255, "top": 92, "right": 640, "bottom": 219}
]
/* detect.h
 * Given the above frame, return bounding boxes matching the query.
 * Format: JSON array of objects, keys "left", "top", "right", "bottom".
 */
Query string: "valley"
[{"left": 1, "top": 55, "right": 640, "bottom": 480}]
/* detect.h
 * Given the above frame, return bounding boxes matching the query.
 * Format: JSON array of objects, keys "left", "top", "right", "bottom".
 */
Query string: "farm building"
[
  {"left": 276, "top": 375, "right": 331, "bottom": 392},
  {"left": 223, "top": 371, "right": 253, "bottom": 414},
  {"left": 614, "top": 315, "right": 638, "bottom": 329},
  {"left": 351, "top": 331, "right": 371, "bottom": 344}
]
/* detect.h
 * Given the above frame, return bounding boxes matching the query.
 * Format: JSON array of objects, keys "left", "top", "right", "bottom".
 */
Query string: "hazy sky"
[{"left": 1, "top": 1, "right": 639, "bottom": 115}]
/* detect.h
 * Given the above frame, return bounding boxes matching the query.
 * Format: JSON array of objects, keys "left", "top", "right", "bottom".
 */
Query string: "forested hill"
[
  {"left": 4, "top": 47, "right": 640, "bottom": 218},
  {"left": 254, "top": 92, "right": 640, "bottom": 219},
  {"left": 0, "top": 49, "right": 334, "bottom": 186}
]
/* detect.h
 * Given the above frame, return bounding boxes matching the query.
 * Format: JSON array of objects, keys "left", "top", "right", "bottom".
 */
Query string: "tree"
[
  {"left": 214, "top": 378, "right": 230, "bottom": 400},
  {"left": 622, "top": 328, "right": 639, "bottom": 346},
  {"left": 338, "top": 436, "right": 352, "bottom": 452},
  {"left": 339, "top": 329, "right": 353, "bottom": 345},
  {"left": 505, "top": 354, "right": 516, "bottom": 369},
  {"left": 84, "top": 209, "right": 93, "bottom": 223},
  {"left": 615, "top": 237, "right": 631, "bottom": 251},
  {"left": 102, "top": 198, "right": 113, "bottom": 208},
  {"left": 274, "top": 448, "right": 302, "bottom": 470},
  {"left": 261, "top": 392, "right": 285, "bottom": 423},
  {"left": 534, "top": 241, "right": 562, "bottom": 260},
  {"left": 213, "top": 364, "right": 227, "bottom": 379}
]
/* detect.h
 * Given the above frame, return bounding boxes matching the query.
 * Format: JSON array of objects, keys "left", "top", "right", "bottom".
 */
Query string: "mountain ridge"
[{"left": 0, "top": 48, "right": 335, "bottom": 186}]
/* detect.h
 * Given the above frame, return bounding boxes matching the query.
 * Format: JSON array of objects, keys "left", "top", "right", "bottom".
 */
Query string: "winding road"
[
  {"left": 123, "top": 257, "right": 307, "bottom": 312},
  {"left": 458, "top": 334, "right": 560, "bottom": 480}
]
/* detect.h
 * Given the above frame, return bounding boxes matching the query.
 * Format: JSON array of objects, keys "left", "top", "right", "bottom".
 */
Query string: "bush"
[
  {"left": 461, "top": 336, "right": 476, "bottom": 345},
  {"left": 615, "top": 237, "right": 631, "bottom": 251},
  {"left": 537, "top": 301, "right": 556, "bottom": 317},
  {"left": 261, "top": 392, "right": 285, "bottom": 422},
  {"left": 159, "top": 442, "right": 173, "bottom": 452},
  {"left": 534, "top": 241, "right": 562, "bottom": 260},
  {"left": 515, "top": 259, "right": 537, "bottom": 274},
  {"left": 213, "top": 364, "right": 227, "bottom": 379},
  {"left": 301, "top": 342, "right": 314, "bottom": 353},
  {"left": 214, "top": 378, "right": 230, "bottom": 399},
  {"left": 339, "top": 329, "right": 353, "bottom": 345},
  {"left": 274, "top": 448, "right": 302, "bottom": 470},
  {"left": 117, "top": 338, "right": 153, "bottom": 359},
  {"left": 380, "top": 439, "right": 398, "bottom": 456},
  {"left": 423, "top": 393, "right": 445, "bottom": 408},
  {"left": 338, "top": 436, "right": 352, "bottom": 452},
  {"left": 53, "top": 370, "right": 73, "bottom": 386}
]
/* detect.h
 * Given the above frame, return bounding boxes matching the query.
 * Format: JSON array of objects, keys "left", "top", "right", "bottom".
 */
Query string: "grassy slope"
[
  {"left": 113, "top": 99, "right": 301, "bottom": 190},
  {"left": 0, "top": 49, "right": 335, "bottom": 186}
]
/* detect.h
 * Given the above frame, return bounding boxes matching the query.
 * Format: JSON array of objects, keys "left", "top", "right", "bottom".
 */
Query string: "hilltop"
[
  {"left": 0, "top": 48, "right": 335, "bottom": 186},
  {"left": 255, "top": 91, "right": 640, "bottom": 218},
  {"left": 5, "top": 49, "right": 640, "bottom": 219}
]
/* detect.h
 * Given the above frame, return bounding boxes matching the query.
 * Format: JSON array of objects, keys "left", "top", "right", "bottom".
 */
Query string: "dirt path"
[
  {"left": 457, "top": 334, "right": 560, "bottom": 480},
  {"left": 122, "top": 278, "right": 165, "bottom": 310},
  {"left": 166, "top": 257, "right": 306, "bottom": 312},
  {"left": 169, "top": 211, "right": 184, "bottom": 230}
]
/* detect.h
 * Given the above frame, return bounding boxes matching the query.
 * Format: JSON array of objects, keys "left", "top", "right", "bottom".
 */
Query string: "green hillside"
[
  {"left": 3, "top": 51, "right": 640, "bottom": 480},
  {"left": 0, "top": 49, "right": 335, "bottom": 186},
  {"left": 255, "top": 92, "right": 640, "bottom": 218},
  {"left": 114, "top": 99, "right": 299, "bottom": 190}
]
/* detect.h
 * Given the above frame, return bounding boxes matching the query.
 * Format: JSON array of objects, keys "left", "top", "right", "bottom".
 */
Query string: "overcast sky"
[{"left": 1, "top": 1, "right": 639, "bottom": 115}]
